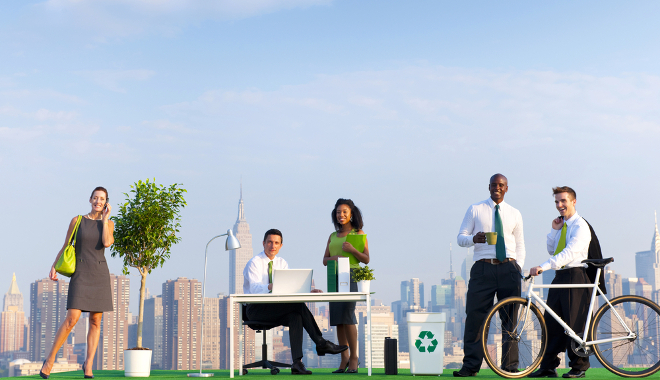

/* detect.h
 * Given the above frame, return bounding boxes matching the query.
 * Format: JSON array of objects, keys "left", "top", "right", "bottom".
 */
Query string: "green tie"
[
  {"left": 494, "top": 204, "right": 506, "bottom": 261},
  {"left": 268, "top": 261, "right": 273, "bottom": 293},
  {"left": 554, "top": 222, "right": 567, "bottom": 255}
]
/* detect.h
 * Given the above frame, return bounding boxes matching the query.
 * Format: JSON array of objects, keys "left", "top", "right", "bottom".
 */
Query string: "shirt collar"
[
  {"left": 486, "top": 198, "right": 507, "bottom": 209},
  {"left": 258, "top": 251, "right": 277, "bottom": 262},
  {"left": 565, "top": 212, "right": 581, "bottom": 227}
]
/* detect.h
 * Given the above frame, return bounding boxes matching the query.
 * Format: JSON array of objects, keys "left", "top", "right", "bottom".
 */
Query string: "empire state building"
[{"left": 229, "top": 186, "right": 254, "bottom": 294}]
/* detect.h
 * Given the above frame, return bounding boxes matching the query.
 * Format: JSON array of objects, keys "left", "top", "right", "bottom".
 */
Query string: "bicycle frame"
[{"left": 521, "top": 267, "right": 635, "bottom": 349}]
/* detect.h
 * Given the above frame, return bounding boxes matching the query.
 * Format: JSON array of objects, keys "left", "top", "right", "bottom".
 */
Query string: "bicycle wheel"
[
  {"left": 591, "top": 295, "right": 660, "bottom": 377},
  {"left": 481, "top": 297, "right": 547, "bottom": 378}
]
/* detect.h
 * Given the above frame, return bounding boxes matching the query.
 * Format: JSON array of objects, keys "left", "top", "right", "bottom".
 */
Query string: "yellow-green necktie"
[
  {"left": 554, "top": 222, "right": 567, "bottom": 255},
  {"left": 268, "top": 261, "right": 273, "bottom": 293}
]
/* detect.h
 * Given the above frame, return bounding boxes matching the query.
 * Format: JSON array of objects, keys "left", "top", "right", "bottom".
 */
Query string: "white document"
[{"left": 338, "top": 257, "right": 350, "bottom": 292}]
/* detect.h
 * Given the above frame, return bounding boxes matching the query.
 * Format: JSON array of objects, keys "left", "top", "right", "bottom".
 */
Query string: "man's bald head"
[{"left": 490, "top": 173, "right": 508, "bottom": 184}]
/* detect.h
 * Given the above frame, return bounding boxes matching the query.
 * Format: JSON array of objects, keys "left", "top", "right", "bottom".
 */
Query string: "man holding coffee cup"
[{"left": 454, "top": 173, "right": 526, "bottom": 377}]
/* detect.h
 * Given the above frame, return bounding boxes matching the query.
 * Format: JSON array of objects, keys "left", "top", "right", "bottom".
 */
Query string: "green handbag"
[{"left": 55, "top": 216, "right": 82, "bottom": 277}]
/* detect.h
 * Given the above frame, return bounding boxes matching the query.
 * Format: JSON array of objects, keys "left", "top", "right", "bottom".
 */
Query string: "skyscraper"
[
  {"left": 1, "top": 274, "right": 25, "bottom": 354},
  {"left": 143, "top": 295, "right": 163, "bottom": 369},
  {"left": 29, "top": 278, "right": 69, "bottom": 362},
  {"left": 635, "top": 212, "right": 660, "bottom": 290},
  {"left": 229, "top": 185, "right": 254, "bottom": 295},
  {"left": 202, "top": 296, "right": 224, "bottom": 369},
  {"left": 162, "top": 278, "right": 202, "bottom": 370},
  {"left": 95, "top": 274, "right": 130, "bottom": 370}
]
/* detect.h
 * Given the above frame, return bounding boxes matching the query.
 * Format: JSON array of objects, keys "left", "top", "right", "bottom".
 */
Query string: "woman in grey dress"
[{"left": 40, "top": 187, "right": 114, "bottom": 379}]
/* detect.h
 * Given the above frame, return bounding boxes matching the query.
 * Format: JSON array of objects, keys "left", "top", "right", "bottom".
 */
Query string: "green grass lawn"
[{"left": 12, "top": 368, "right": 660, "bottom": 379}]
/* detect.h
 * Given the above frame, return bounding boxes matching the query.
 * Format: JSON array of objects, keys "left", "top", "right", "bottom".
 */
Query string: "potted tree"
[
  {"left": 352, "top": 266, "right": 376, "bottom": 294},
  {"left": 111, "top": 179, "right": 187, "bottom": 377}
]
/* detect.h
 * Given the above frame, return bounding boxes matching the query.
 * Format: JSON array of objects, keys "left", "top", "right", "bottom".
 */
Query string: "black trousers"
[
  {"left": 462, "top": 260, "right": 522, "bottom": 372},
  {"left": 540, "top": 267, "right": 591, "bottom": 371},
  {"left": 246, "top": 303, "right": 323, "bottom": 361}
]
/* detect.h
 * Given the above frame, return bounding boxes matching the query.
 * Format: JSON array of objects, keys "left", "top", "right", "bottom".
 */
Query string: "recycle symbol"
[{"left": 414, "top": 331, "right": 438, "bottom": 353}]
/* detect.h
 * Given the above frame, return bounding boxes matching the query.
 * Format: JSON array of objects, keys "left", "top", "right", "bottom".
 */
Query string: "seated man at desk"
[{"left": 243, "top": 229, "right": 348, "bottom": 375}]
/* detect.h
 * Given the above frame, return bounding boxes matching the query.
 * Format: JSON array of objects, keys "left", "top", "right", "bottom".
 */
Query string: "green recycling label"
[{"left": 414, "top": 331, "right": 438, "bottom": 353}]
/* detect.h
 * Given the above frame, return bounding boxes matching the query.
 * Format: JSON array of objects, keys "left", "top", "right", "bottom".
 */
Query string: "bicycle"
[{"left": 480, "top": 257, "right": 660, "bottom": 378}]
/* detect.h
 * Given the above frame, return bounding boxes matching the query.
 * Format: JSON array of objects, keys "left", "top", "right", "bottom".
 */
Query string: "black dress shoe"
[
  {"left": 453, "top": 367, "right": 477, "bottom": 377},
  {"left": 528, "top": 368, "right": 558, "bottom": 378},
  {"left": 40, "top": 361, "right": 50, "bottom": 379},
  {"left": 316, "top": 340, "right": 349, "bottom": 356},
  {"left": 562, "top": 369, "right": 586, "bottom": 378},
  {"left": 291, "top": 360, "right": 312, "bottom": 375}
]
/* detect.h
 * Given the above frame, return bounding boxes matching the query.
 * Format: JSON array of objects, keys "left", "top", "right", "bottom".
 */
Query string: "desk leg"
[
  {"left": 229, "top": 296, "right": 234, "bottom": 378},
  {"left": 367, "top": 293, "right": 371, "bottom": 377},
  {"left": 238, "top": 305, "right": 243, "bottom": 376}
]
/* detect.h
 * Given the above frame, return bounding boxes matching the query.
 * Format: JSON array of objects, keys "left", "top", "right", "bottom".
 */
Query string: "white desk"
[{"left": 229, "top": 292, "right": 372, "bottom": 377}]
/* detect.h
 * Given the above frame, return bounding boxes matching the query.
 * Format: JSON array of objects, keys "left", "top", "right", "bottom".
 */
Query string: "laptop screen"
[{"left": 271, "top": 269, "right": 313, "bottom": 294}]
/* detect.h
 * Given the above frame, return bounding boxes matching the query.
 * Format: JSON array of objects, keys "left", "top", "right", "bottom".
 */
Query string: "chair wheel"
[
  {"left": 270, "top": 367, "right": 280, "bottom": 375},
  {"left": 242, "top": 369, "right": 248, "bottom": 375}
]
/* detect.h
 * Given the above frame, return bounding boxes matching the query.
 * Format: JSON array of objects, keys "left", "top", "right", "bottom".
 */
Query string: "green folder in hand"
[{"left": 344, "top": 234, "right": 366, "bottom": 267}]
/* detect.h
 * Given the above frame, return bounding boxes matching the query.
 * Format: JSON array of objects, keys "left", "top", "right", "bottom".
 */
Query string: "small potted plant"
[{"left": 352, "top": 266, "right": 375, "bottom": 294}]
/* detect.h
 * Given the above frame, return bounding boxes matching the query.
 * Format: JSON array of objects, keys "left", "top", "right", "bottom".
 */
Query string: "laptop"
[{"left": 271, "top": 269, "right": 313, "bottom": 294}]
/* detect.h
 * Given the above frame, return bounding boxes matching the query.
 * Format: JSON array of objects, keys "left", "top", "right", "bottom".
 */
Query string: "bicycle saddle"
[{"left": 581, "top": 257, "right": 614, "bottom": 267}]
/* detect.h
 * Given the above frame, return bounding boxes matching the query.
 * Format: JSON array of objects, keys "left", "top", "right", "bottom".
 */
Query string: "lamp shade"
[{"left": 225, "top": 229, "right": 241, "bottom": 251}]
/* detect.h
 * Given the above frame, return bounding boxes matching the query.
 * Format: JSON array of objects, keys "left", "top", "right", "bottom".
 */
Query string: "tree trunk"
[{"left": 137, "top": 272, "right": 147, "bottom": 348}]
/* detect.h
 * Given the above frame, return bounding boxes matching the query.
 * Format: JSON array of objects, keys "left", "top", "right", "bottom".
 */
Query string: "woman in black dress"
[{"left": 40, "top": 187, "right": 114, "bottom": 379}]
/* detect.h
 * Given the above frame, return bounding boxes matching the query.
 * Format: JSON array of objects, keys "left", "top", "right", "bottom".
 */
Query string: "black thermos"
[{"left": 384, "top": 337, "right": 398, "bottom": 375}]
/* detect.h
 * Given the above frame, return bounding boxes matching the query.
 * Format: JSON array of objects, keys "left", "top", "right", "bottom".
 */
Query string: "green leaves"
[
  {"left": 352, "top": 265, "right": 376, "bottom": 281},
  {"left": 110, "top": 179, "right": 187, "bottom": 276}
]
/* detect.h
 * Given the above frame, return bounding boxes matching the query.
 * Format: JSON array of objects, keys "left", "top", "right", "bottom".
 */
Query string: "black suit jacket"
[{"left": 583, "top": 219, "right": 607, "bottom": 295}]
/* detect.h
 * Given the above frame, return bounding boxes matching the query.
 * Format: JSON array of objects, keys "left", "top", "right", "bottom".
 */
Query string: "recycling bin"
[{"left": 407, "top": 312, "right": 446, "bottom": 375}]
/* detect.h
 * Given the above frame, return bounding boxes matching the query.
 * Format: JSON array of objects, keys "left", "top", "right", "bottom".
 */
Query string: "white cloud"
[{"left": 76, "top": 69, "right": 156, "bottom": 92}]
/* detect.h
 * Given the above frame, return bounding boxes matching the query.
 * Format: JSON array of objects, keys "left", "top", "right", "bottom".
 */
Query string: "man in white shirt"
[
  {"left": 529, "top": 187, "right": 592, "bottom": 379},
  {"left": 454, "top": 174, "right": 526, "bottom": 377},
  {"left": 243, "top": 229, "right": 348, "bottom": 375}
]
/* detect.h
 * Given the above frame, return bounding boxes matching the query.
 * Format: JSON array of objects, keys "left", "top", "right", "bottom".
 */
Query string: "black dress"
[{"left": 67, "top": 217, "right": 113, "bottom": 312}]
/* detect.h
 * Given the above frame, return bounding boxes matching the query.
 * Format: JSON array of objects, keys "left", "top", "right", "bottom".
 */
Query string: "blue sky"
[{"left": 2, "top": 1, "right": 660, "bottom": 312}]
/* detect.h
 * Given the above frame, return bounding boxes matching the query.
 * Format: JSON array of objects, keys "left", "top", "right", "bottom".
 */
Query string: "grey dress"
[{"left": 67, "top": 217, "right": 114, "bottom": 312}]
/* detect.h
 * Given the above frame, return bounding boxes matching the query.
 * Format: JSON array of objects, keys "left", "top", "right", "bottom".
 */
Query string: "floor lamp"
[{"left": 188, "top": 229, "right": 241, "bottom": 377}]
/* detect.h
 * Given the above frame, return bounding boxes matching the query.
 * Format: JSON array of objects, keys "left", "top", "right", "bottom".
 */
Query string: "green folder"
[
  {"left": 343, "top": 234, "right": 366, "bottom": 267},
  {"left": 327, "top": 260, "right": 337, "bottom": 292}
]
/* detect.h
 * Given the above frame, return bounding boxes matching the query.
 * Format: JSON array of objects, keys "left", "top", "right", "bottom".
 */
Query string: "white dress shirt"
[
  {"left": 457, "top": 198, "right": 526, "bottom": 268},
  {"left": 243, "top": 251, "right": 289, "bottom": 294},
  {"left": 541, "top": 213, "right": 591, "bottom": 271}
]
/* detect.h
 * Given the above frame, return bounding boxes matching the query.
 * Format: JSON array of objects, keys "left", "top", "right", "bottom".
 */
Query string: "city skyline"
[{"left": 2, "top": 1, "right": 660, "bottom": 315}]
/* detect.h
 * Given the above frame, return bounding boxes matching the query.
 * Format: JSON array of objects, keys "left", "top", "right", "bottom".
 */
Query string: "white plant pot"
[
  {"left": 358, "top": 280, "right": 371, "bottom": 294},
  {"left": 124, "top": 349, "right": 152, "bottom": 377}
]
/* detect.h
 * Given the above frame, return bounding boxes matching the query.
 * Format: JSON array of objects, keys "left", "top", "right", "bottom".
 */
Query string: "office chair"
[{"left": 242, "top": 304, "right": 291, "bottom": 375}]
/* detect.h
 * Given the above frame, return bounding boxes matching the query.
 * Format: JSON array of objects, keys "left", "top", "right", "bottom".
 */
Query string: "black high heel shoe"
[
  {"left": 332, "top": 362, "right": 349, "bottom": 374},
  {"left": 345, "top": 359, "right": 360, "bottom": 374},
  {"left": 40, "top": 360, "right": 50, "bottom": 379},
  {"left": 83, "top": 363, "right": 94, "bottom": 379}
]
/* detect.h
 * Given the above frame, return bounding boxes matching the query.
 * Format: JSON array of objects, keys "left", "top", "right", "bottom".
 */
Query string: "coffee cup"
[{"left": 485, "top": 232, "right": 498, "bottom": 245}]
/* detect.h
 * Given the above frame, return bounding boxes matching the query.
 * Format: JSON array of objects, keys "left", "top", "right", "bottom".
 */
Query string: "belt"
[{"left": 478, "top": 258, "right": 515, "bottom": 265}]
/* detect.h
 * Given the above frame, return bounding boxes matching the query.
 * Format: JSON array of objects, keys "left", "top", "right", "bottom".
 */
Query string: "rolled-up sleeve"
[
  {"left": 457, "top": 206, "right": 476, "bottom": 248},
  {"left": 513, "top": 210, "right": 526, "bottom": 269}
]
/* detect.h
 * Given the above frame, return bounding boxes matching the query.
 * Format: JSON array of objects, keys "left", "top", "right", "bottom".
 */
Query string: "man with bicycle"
[
  {"left": 529, "top": 187, "right": 592, "bottom": 379},
  {"left": 454, "top": 174, "right": 526, "bottom": 377}
]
